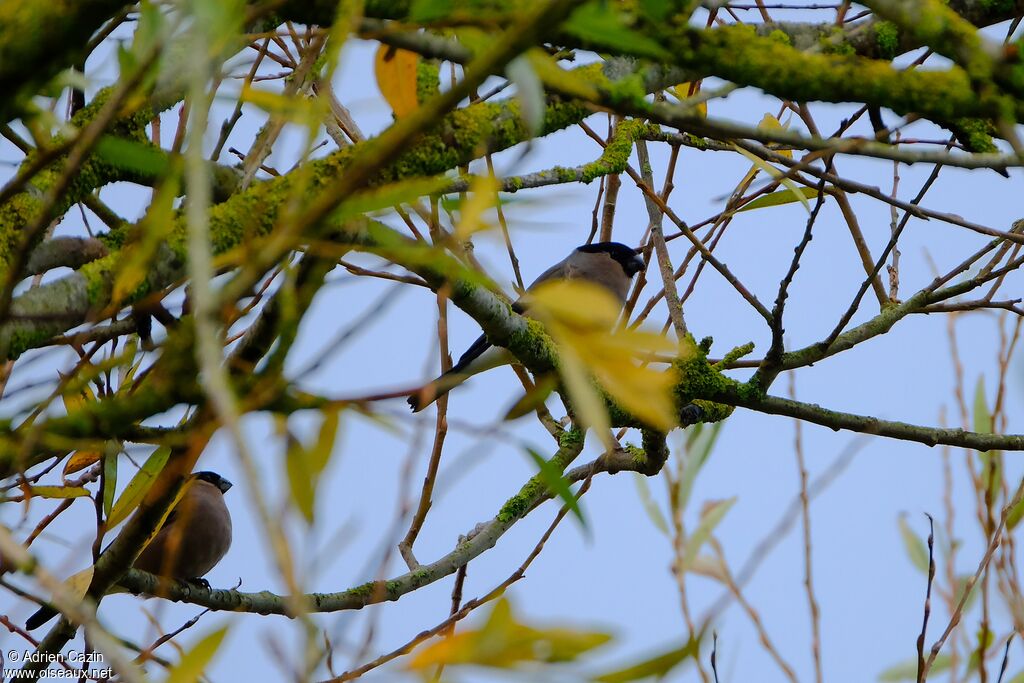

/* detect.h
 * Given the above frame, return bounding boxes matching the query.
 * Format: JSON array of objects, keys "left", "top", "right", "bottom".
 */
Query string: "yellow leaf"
[
  {"left": 669, "top": 81, "right": 706, "bottom": 117},
  {"left": 732, "top": 143, "right": 811, "bottom": 214},
  {"left": 454, "top": 173, "right": 499, "bottom": 240},
  {"left": 61, "top": 374, "right": 96, "bottom": 413},
  {"left": 64, "top": 450, "right": 102, "bottom": 476},
  {"left": 409, "top": 598, "right": 611, "bottom": 670},
  {"left": 758, "top": 113, "right": 791, "bottom": 158},
  {"left": 240, "top": 84, "right": 318, "bottom": 123},
  {"left": 23, "top": 486, "right": 90, "bottom": 500},
  {"left": 164, "top": 626, "right": 230, "bottom": 683},
  {"left": 526, "top": 280, "right": 621, "bottom": 330},
  {"left": 374, "top": 44, "right": 420, "bottom": 118},
  {"left": 525, "top": 280, "right": 679, "bottom": 432},
  {"left": 64, "top": 566, "right": 94, "bottom": 603}
]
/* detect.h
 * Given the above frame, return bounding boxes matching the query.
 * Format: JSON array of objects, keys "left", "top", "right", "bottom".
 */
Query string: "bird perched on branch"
[
  {"left": 25, "top": 471, "right": 233, "bottom": 630},
  {"left": 408, "top": 242, "right": 646, "bottom": 412}
]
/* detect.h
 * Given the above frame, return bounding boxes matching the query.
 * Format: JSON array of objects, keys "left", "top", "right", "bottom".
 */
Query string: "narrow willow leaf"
[
  {"left": 758, "top": 113, "right": 793, "bottom": 158},
  {"left": 333, "top": 176, "right": 450, "bottom": 222},
  {"left": 23, "top": 486, "right": 90, "bottom": 500},
  {"left": 668, "top": 81, "right": 706, "bottom": 117},
  {"left": 507, "top": 56, "right": 545, "bottom": 135},
  {"left": 563, "top": 3, "right": 671, "bottom": 60},
  {"left": 504, "top": 374, "right": 558, "bottom": 420},
  {"left": 455, "top": 173, "right": 499, "bottom": 240},
  {"left": 286, "top": 434, "right": 315, "bottom": 524},
  {"left": 526, "top": 280, "right": 678, "bottom": 433},
  {"left": 102, "top": 446, "right": 117, "bottom": 519},
  {"left": 732, "top": 143, "right": 811, "bottom": 213},
  {"left": 1008, "top": 478, "right": 1024, "bottom": 529},
  {"left": 410, "top": 598, "right": 611, "bottom": 669},
  {"left": 973, "top": 376, "right": 1001, "bottom": 498},
  {"left": 632, "top": 473, "right": 668, "bottom": 535},
  {"left": 410, "top": 0, "right": 453, "bottom": 22},
  {"left": 592, "top": 635, "right": 701, "bottom": 682},
  {"left": 677, "top": 422, "right": 721, "bottom": 512},
  {"left": 897, "top": 514, "right": 929, "bottom": 573},
  {"left": 240, "top": 84, "right": 318, "bottom": 123},
  {"left": 738, "top": 187, "right": 820, "bottom": 212},
  {"left": 878, "top": 654, "right": 951, "bottom": 681},
  {"left": 64, "top": 450, "right": 102, "bottom": 476},
  {"left": 94, "top": 136, "right": 170, "bottom": 178},
  {"left": 374, "top": 44, "right": 420, "bottom": 118},
  {"left": 113, "top": 169, "right": 179, "bottom": 304},
  {"left": 285, "top": 411, "right": 341, "bottom": 524},
  {"left": 688, "top": 554, "right": 728, "bottom": 583},
  {"left": 164, "top": 626, "right": 230, "bottom": 683},
  {"left": 106, "top": 447, "right": 170, "bottom": 528},
  {"left": 526, "top": 447, "right": 586, "bottom": 528},
  {"left": 682, "top": 498, "right": 735, "bottom": 569}
]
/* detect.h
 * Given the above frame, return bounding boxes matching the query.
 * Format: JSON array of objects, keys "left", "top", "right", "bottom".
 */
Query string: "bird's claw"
[{"left": 183, "top": 577, "right": 211, "bottom": 591}]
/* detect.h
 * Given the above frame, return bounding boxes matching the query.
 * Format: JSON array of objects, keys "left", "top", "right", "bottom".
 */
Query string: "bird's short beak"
[
  {"left": 631, "top": 253, "right": 646, "bottom": 272},
  {"left": 219, "top": 478, "right": 234, "bottom": 493}
]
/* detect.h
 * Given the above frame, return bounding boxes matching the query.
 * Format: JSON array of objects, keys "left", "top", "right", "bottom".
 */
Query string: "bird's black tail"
[
  {"left": 407, "top": 369, "right": 467, "bottom": 412},
  {"left": 26, "top": 605, "right": 58, "bottom": 630}
]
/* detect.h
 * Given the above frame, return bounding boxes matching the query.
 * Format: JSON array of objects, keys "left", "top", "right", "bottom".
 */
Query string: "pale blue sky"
[{"left": 2, "top": 5, "right": 1023, "bottom": 683}]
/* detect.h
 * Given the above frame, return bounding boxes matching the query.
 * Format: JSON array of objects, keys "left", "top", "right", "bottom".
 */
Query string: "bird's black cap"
[
  {"left": 195, "top": 471, "right": 233, "bottom": 494},
  {"left": 577, "top": 241, "right": 646, "bottom": 277}
]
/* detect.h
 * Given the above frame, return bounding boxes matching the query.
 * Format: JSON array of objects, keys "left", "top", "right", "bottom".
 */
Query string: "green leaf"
[
  {"left": 592, "top": 635, "right": 701, "bottom": 682},
  {"left": 973, "top": 376, "right": 1002, "bottom": 501},
  {"left": 677, "top": 422, "right": 721, "bottom": 511},
  {"left": 163, "top": 626, "right": 229, "bottom": 683},
  {"left": 95, "top": 136, "right": 170, "bottom": 179},
  {"left": 410, "top": 0, "right": 454, "bottom": 21},
  {"left": 878, "top": 654, "right": 950, "bottom": 681},
  {"left": 102, "top": 445, "right": 118, "bottom": 519},
  {"left": 286, "top": 435, "right": 315, "bottom": 523},
  {"left": 732, "top": 144, "right": 812, "bottom": 213},
  {"left": 526, "top": 447, "right": 586, "bottom": 528},
  {"left": 563, "top": 3, "right": 671, "bottom": 61},
  {"left": 131, "top": 0, "right": 166, "bottom": 60},
  {"left": 682, "top": 498, "right": 735, "bottom": 569},
  {"left": 1008, "top": 478, "right": 1024, "bottom": 529},
  {"left": 106, "top": 447, "right": 170, "bottom": 528},
  {"left": 738, "top": 187, "right": 820, "bottom": 212},
  {"left": 638, "top": 0, "right": 671, "bottom": 22},
  {"left": 973, "top": 376, "right": 993, "bottom": 435},
  {"left": 953, "top": 574, "right": 980, "bottom": 613},
  {"left": 897, "top": 514, "right": 929, "bottom": 573},
  {"left": 633, "top": 473, "right": 668, "bottom": 535},
  {"left": 285, "top": 411, "right": 341, "bottom": 524},
  {"left": 507, "top": 55, "right": 545, "bottom": 136},
  {"left": 334, "top": 176, "right": 451, "bottom": 222},
  {"left": 504, "top": 374, "right": 558, "bottom": 420}
]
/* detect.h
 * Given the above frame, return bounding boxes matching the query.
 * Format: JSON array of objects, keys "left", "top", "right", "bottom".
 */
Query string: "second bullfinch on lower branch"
[
  {"left": 25, "top": 471, "right": 233, "bottom": 630},
  {"left": 408, "top": 242, "right": 646, "bottom": 411}
]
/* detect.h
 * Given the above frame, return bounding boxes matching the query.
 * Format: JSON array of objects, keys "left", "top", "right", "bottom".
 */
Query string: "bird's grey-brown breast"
[{"left": 134, "top": 480, "right": 232, "bottom": 579}]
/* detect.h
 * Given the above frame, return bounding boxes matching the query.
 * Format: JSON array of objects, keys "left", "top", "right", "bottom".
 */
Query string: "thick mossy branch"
[
  {"left": 0, "top": 0, "right": 129, "bottom": 122},
  {"left": 860, "top": 0, "right": 1001, "bottom": 81},
  {"left": 0, "top": 90, "right": 591, "bottom": 359},
  {"left": 579, "top": 118, "right": 656, "bottom": 182},
  {"left": 655, "top": 25, "right": 1009, "bottom": 123},
  {"left": 0, "top": 90, "right": 156, "bottom": 281}
]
